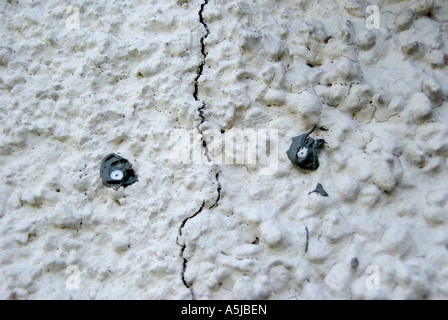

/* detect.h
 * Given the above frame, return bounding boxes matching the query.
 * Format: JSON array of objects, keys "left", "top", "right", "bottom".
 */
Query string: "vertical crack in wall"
[
  {"left": 177, "top": 201, "right": 204, "bottom": 300},
  {"left": 177, "top": 0, "right": 221, "bottom": 299},
  {"left": 195, "top": 0, "right": 221, "bottom": 210}
]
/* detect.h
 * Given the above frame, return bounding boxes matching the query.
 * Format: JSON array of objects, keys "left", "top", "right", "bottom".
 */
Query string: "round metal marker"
[
  {"left": 296, "top": 147, "right": 308, "bottom": 160},
  {"left": 100, "top": 153, "right": 138, "bottom": 189},
  {"left": 110, "top": 170, "right": 124, "bottom": 181}
]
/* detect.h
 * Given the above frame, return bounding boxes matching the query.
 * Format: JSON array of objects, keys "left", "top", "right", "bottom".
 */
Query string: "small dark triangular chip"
[{"left": 308, "top": 183, "right": 329, "bottom": 197}]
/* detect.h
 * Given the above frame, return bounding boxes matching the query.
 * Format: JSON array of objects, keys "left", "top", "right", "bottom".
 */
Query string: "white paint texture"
[{"left": 0, "top": 0, "right": 447, "bottom": 299}]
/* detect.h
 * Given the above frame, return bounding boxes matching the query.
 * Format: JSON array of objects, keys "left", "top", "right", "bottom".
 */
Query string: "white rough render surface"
[{"left": 0, "top": 0, "right": 447, "bottom": 299}]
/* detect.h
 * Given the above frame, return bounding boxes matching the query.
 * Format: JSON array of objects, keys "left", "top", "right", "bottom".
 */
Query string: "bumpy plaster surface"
[{"left": 0, "top": 0, "right": 448, "bottom": 300}]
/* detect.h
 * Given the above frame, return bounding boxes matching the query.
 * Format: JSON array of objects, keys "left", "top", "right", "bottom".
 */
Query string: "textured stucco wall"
[{"left": 0, "top": 0, "right": 447, "bottom": 299}]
